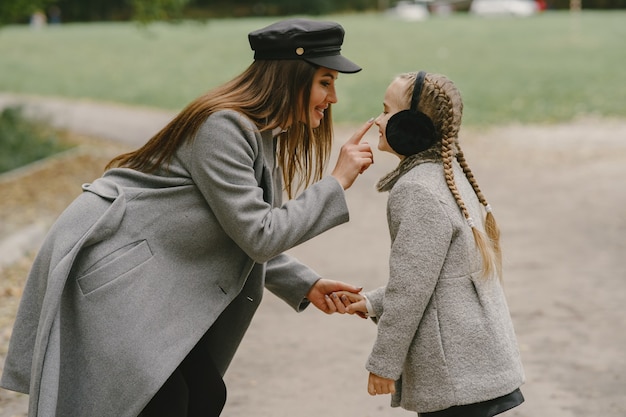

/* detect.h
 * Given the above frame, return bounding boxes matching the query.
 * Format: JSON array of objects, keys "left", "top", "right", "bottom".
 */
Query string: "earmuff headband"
[
  {"left": 385, "top": 70, "right": 437, "bottom": 157},
  {"left": 410, "top": 71, "right": 427, "bottom": 112}
]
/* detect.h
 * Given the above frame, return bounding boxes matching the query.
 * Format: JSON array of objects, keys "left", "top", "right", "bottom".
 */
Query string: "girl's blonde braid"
[
  {"left": 455, "top": 144, "right": 502, "bottom": 277},
  {"left": 426, "top": 76, "right": 497, "bottom": 279},
  {"left": 432, "top": 82, "right": 469, "bottom": 221}
]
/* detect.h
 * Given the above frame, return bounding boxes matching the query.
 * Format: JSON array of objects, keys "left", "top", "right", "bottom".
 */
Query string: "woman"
[
  {"left": 344, "top": 71, "right": 525, "bottom": 416},
  {"left": 1, "top": 19, "right": 373, "bottom": 417}
]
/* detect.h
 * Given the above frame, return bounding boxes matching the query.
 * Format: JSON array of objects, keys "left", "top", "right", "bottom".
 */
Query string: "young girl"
[
  {"left": 346, "top": 71, "right": 525, "bottom": 416},
  {"left": 1, "top": 19, "right": 373, "bottom": 417}
]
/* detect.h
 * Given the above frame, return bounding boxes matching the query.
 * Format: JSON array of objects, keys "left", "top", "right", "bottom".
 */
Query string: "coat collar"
[{"left": 376, "top": 147, "right": 442, "bottom": 192}]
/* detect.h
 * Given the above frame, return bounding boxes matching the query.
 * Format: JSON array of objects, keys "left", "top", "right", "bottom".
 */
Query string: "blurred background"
[
  {"left": 1, "top": 1, "right": 625, "bottom": 128},
  {"left": 0, "top": 1, "right": 625, "bottom": 417},
  {"left": 2, "top": 0, "right": 625, "bottom": 24}
]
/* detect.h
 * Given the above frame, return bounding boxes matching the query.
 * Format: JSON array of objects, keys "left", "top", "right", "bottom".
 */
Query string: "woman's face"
[
  {"left": 306, "top": 66, "right": 339, "bottom": 128},
  {"left": 375, "top": 77, "right": 408, "bottom": 157}
]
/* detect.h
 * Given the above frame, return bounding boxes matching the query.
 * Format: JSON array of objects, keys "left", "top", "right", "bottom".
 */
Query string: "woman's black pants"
[{"left": 138, "top": 332, "right": 227, "bottom": 417}]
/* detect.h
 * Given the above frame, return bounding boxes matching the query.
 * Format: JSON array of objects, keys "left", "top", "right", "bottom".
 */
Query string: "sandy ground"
[{"left": 0, "top": 94, "right": 624, "bottom": 416}]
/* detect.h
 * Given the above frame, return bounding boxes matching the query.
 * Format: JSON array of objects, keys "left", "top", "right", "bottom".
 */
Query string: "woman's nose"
[{"left": 327, "top": 88, "right": 338, "bottom": 104}]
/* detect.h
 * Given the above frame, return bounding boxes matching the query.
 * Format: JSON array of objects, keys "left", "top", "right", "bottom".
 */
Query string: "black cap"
[{"left": 248, "top": 18, "right": 362, "bottom": 74}]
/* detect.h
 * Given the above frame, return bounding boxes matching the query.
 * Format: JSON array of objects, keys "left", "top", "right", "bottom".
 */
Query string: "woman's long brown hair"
[{"left": 107, "top": 60, "right": 333, "bottom": 199}]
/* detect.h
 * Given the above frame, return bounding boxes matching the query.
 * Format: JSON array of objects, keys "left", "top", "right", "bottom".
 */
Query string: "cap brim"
[{"left": 305, "top": 55, "right": 362, "bottom": 74}]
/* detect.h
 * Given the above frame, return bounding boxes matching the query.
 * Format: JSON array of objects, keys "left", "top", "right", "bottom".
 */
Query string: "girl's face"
[
  {"left": 306, "top": 67, "right": 339, "bottom": 128},
  {"left": 375, "top": 78, "right": 408, "bottom": 157}
]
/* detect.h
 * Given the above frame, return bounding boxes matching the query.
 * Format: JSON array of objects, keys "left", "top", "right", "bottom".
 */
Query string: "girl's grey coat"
[
  {"left": 0, "top": 110, "right": 349, "bottom": 417},
  {"left": 365, "top": 161, "right": 524, "bottom": 413}
]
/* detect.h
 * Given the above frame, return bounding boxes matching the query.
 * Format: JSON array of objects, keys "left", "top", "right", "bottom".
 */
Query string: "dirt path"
[{"left": 0, "top": 95, "right": 624, "bottom": 416}]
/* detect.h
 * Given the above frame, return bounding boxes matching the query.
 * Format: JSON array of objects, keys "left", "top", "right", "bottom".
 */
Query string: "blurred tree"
[
  {"left": 0, "top": 0, "right": 56, "bottom": 25},
  {"left": 0, "top": 0, "right": 190, "bottom": 25},
  {"left": 186, "top": 0, "right": 376, "bottom": 16},
  {"left": 1, "top": 0, "right": 624, "bottom": 25},
  {"left": 130, "top": 0, "right": 190, "bottom": 24}
]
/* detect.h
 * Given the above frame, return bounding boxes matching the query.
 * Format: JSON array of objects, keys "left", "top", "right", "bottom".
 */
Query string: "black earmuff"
[{"left": 386, "top": 71, "right": 437, "bottom": 156}]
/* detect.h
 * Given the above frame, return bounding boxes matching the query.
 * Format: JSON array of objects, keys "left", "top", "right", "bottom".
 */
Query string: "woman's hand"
[
  {"left": 331, "top": 119, "right": 375, "bottom": 190},
  {"left": 368, "top": 372, "right": 396, "bottom": 396},
  {"left": 306, "top": 279, "right": 362, "bottom": 314}
]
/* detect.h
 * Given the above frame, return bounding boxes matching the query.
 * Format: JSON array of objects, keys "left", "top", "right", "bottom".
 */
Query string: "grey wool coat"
[
  {"left": 0, "top": 110, "right": 350, "bottom": 417},
  {"left": 365, "top": 160, "right": 525, "bottom": 413}
]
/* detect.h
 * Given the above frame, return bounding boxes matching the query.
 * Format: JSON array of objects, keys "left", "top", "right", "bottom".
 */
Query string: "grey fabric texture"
[
  {"left": 1, "top": 110, "right": 349, "bottom": 417},
  {"left": 365, "top": 161, "right": 524, "bottom": 413}
]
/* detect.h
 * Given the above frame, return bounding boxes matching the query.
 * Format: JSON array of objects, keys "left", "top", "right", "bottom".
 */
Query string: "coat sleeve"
[
  {"left": 366, "top": 181, "right": 453, "bottom": 380},
  {"left": 187, "top": 110, "right": 349, "bottom": 264},
  {"left": 364, "top": 286, "right": 386, "bottom": 323},
  {"left": 264, "top": 253, "right": 320, "bottom": 312}
]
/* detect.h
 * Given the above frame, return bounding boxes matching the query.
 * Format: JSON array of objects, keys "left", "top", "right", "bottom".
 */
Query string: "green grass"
[
  {"left": 0, "top": 106, "right": 73, "bottom": 174},
  {"left": 0, "top": 11, "right": 624, "bottom": 126}
]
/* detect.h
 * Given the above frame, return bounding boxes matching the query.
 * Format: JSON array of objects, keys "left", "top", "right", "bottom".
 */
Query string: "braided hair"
[{"left": 406, "top": 72, "right": 502, "bottom": 279}]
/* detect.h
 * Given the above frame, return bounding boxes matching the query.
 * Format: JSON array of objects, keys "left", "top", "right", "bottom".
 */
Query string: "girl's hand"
[
  {"left": 368, "top": 372, "right": 396, "bottom": 396},
  {"left": 333, "top": 291, "right": 368, "bottom": 319}
]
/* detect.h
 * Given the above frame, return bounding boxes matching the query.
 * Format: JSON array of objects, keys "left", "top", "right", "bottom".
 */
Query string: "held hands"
[
  {"left": 342, "top": 293, "right": 368, "bottom": 317},
  {"left": 331, "top": 290, "right": 368, "bottom": 319},
  {"left": 306, "top": 279, "right": 363, "bottom": 314},
  {"left": 331, "top": 119, "right": 375, "bottom": 190}
]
